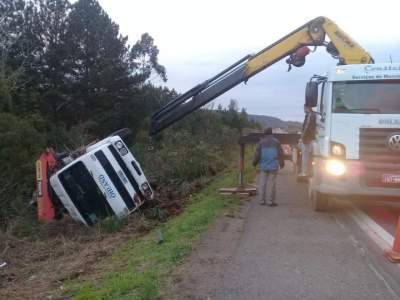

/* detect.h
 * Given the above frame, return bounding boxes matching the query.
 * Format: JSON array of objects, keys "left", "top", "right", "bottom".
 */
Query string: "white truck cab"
[
  {"left": 308, "top": 63, "right": 400, "bottom": 210},
  {"left": 50, "top": 135, "right": 153, "bottom": 225}
]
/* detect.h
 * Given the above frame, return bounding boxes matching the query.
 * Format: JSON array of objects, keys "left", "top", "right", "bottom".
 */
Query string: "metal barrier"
[{"left": 219, "top": 132, "right": 300, "bottom": 195}]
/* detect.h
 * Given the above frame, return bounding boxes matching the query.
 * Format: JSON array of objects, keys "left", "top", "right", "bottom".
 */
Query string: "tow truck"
[
  {"left": 149, "top": 16, "right": 400, "bottom": 211},
  {"left": 306, "top": 65, "right": 400, "bottom": 210}
]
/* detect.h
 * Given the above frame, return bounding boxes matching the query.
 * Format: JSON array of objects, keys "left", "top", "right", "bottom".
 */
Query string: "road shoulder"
[
  {"left": 162, "top": 168, "right": 400, "bottom": 300},
  {"left": 162, "top": 197, "right": 251, "bottom": 300}
]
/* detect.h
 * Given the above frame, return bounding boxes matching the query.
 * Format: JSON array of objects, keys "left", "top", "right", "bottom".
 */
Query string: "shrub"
[
  {"left": 98, "top": 216, "right": 127, "bottom": 234},
  {"left": 0, "top": 113, "right": 46, "bottom": 229}
]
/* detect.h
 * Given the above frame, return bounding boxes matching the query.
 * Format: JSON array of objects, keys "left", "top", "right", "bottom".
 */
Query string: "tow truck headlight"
[
  {"left": 331, "top": 142, "right": 346, "bottom": 157},
  {"left": 325, "top": 159, "right": 346, "bottom": 176}
]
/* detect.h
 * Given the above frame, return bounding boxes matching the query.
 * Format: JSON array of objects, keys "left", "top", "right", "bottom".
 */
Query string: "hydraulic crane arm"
[{"left": 149, "top": 16, "right": 373, "bottom": 136}]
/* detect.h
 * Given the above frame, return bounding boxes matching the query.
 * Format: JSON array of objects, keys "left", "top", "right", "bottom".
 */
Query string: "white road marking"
[
  {"left": 346, "top": 205, "right": 394, "bottom": 251},
  {"left": 334, "top": 215, "right": 346, "bottom": 230},
  {"left": 345, "top": 205, "right": 400, "bottom": 298},
  {"left": 349, "top": 234, "right": 360, "bottom": 247},
  {"left": 368, "top": 262, "right": 400, "bottom": 300},
  {"left": 348, "top": 233, "right": 368, "bottom": 257}
]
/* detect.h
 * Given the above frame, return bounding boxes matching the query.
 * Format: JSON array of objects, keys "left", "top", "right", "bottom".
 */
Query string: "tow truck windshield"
[{"left": 333, "top": 80, "right": 400, "bottom": 114}]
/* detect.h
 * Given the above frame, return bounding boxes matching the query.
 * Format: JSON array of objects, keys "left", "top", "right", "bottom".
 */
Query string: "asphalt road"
[{"left": 166, "top": 166, "right": 400, "bottom": 300}]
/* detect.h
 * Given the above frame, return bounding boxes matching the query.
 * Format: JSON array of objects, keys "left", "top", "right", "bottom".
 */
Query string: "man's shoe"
[
  {"left": 269, "top": 203, "right": 277, "bottom": 207},
  {"left": 260, "top": 202, "right": 266, "bottom": 206},
  {"left": 298, "top": 172, "right": 307, "bottom": 177}
]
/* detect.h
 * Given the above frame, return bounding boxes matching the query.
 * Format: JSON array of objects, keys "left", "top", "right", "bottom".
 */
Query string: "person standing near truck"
[
  {"left": 299, "top": 104, "right": 317, "bottom": 176},
  {"left": 253, "top": 128, "right": 285, "bottom": 206}
]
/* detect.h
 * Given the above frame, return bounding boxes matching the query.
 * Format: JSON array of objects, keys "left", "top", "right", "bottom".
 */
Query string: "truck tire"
[{"left": 310, "top": 190, "right": 329, "bottom": 212}]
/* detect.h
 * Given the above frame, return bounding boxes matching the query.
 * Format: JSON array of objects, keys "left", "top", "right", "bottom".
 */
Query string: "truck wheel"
[{"left": 310, "top": 190, "right": 329, "bottom": 212}]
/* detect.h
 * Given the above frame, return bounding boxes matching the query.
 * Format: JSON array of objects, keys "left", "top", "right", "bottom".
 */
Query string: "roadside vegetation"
[
  {"left": 0, "top": 0, "right": 258, "bottom": 231},
  {"left": 69, "top": 152, "right": 256, "bottom": 300},
  {"left": 0, "top": 1, "right": 259, "bottom": 299}
]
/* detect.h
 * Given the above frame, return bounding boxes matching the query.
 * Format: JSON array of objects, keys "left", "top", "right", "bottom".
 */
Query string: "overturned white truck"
[{"left": 35, "top": 129, "right": 153, "bottom": 225}]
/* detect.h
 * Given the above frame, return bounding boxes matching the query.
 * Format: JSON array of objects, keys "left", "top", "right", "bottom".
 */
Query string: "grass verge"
[{"left": 69, "top": 152, "right": 255, "bottom": 300}]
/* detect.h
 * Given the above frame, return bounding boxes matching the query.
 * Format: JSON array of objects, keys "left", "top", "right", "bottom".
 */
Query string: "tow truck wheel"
[{"left": 310, "top": 189, "right": 329, "bottom": 212}]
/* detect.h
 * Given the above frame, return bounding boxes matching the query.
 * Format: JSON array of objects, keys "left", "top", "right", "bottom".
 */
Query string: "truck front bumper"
[{"left": 313, "top": 158, "right": 400, "bottom": 200}]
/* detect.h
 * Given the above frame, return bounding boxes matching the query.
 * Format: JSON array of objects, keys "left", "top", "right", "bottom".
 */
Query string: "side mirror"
[{"left": 305, "top": 81, "right": 318, "bottom": 107}]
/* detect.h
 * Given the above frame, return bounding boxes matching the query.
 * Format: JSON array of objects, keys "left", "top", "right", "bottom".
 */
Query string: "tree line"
[{"left": 0, "top": 0, "right": 257, "bottom": 231}]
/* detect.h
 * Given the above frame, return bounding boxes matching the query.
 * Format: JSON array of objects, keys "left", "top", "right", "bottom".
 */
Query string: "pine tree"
[
  {"left": 0, "top": 0, "right": 35, "bottom": 113},
  {"left": 130, "top": 33, "right": 167, "bottom": 85},
  {"left": 61, "top": 0, "right": 132, "bottom": 132},
  {"left": 33, "top": 0, "right": 71, "bottom": 122}
]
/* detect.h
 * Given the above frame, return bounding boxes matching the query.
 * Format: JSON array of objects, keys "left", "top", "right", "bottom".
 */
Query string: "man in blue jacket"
[{"left": 253, "top": 128, "right": 284, "bottom": 206}]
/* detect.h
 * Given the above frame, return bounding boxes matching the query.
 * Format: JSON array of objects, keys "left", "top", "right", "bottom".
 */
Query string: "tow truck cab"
[
  {"left": 49, "top": 135, "right": 153, "bottom": 225},
  {"left": 308, "top": 63, "right": 400, "bottom": 209}
]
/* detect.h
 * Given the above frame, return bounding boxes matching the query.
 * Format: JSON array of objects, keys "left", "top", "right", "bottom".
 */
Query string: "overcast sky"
[{"left": 98, "top": 0, "right": 400, "bottom": 121}]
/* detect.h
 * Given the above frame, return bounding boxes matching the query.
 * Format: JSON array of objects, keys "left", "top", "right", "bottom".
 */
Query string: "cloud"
[
  {"left": 96, "top": 0, "right": 400, "bottom": 120},
  {"left": 163, "top": 42, "right": 399, "bottom": 121}
]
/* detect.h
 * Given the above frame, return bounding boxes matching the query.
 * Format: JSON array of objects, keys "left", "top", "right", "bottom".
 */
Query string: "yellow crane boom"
[{"left": 150, "top": 16, "right": 373, "bottom": 135}]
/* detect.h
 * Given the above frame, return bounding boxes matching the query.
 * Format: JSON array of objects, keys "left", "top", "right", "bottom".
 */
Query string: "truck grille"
[
  {"left": 360, "top": 128, "right": 400, "bottom": 163},
  {"left": 359, "top": 128, "right": 400, "bottom": 188}
]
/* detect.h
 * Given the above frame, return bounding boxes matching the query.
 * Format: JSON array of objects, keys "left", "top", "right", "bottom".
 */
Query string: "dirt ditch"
[{"left": 0, "top": 177, "right": 211, "bottom": 300}]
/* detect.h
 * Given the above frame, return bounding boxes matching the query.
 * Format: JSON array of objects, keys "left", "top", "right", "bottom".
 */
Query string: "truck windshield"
[
  {"left": 59, "top": 161, "right": 112, "bottom": 225},
  {"left": 332, "top": 80, "right": 400, "bottom": 114}
]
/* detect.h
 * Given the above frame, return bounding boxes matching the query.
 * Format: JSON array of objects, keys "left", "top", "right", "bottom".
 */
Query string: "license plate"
[{"left": 382, "top": 174, "right": 400, "bottom": 184}]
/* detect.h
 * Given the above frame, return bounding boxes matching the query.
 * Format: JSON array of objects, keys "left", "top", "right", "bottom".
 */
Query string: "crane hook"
[
  {"left": 147, "top": 136, "right": 155, "bottom": 151},
  {"left": 286, "top": 46, "right": 311, "bottom": 71}
]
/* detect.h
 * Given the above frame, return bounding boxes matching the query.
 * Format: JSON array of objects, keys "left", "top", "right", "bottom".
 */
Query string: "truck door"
[{"left": 314, "top": 81, "right": 329, "bottom": 157}]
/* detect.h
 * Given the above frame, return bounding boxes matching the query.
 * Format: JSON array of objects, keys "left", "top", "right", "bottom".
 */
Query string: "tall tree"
[
  {"left": 61, "top": 0, "right": 132, "bottom": 132},
  {"left": 33, "top": 0, "right": 71, "bottom": 123},
  {"left": 130, "top": 33, "right": 167, "bottom": 85},
  {"left": 228, "top": 99, "right": 239, "bottom": 112},
  {"left": 59, "top": 0, "right": 169, "bottom": 136},
  {"left": 0, "top": 0, "right": 35, "bottom": 113}
]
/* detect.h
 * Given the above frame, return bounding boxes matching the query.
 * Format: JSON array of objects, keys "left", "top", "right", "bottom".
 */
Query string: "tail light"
[{"left": 133, "top": 194, "right": 142, "bottom": 206}]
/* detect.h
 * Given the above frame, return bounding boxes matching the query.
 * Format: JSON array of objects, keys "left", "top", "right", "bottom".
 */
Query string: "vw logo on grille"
[{"left": 387, "top": 134, "right": 400, "bottom": 151}]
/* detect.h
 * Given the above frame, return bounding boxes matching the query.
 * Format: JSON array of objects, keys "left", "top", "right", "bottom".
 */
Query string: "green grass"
[
  {"left": 70, "top": 152, "right": 256, "bottom": 300},
  {"left": 97, "top": 216, "right": 127, "bottom": 234}
]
